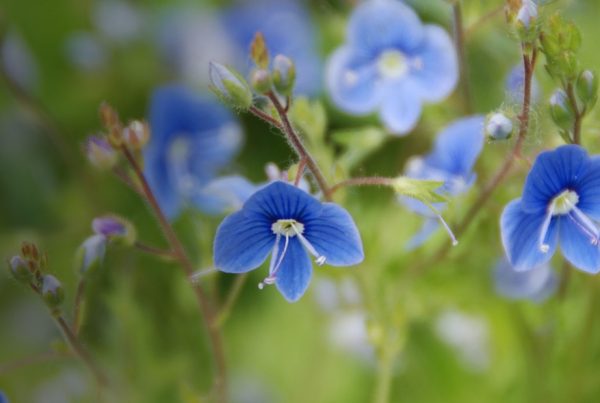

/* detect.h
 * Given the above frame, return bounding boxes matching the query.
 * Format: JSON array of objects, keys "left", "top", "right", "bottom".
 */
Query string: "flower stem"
[
  {"left": 214, "top": 273, "right": 248, "bottom": 328},
  {"left": 264, "top": 92, "right": 333, "bottom": 201},
  {"left": 120, "top": 146, "right": 228, "bottom": 402},
  {"left": 73, "top": 278, "right": 86, "bottom": 335},
  {"left": 0, "top": 350, "right": 69, "bottom": 376},
  {"left": 134, "top": 240, "right": 175, "bottom": 259},
  {"left": 373, "top": 346, "right": 396, "bottom": 403},
  {"left": 330, "top": 177, "right": 397, "bottom": 194},
  {"left": 452, "top": 1, "right": 473, "bottom": 113},
  {"left": 565, "top": 82, "right": 583, "bottom": 145}
]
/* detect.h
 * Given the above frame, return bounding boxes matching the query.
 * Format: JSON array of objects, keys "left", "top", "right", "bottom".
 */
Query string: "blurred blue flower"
[
  {"left": 501, "top": 145, "right": 600, "bottom": 273},
  {"left": 401, "top": 116, "right": 485, "bottom": 248},
  {"left": 2, "top": 30, "right": 38, "bottom": 91},
  {"left": 494, "top": 258, "right": 557, "bottom": 302},
  {"left": 0, "top": 390, "right": 8, "bottom": 403},
  {"left": 505, "top": 64, "right": 540, "bottom": 104},
  {"left": 213, "top": 181, "right": 364, "bottom": 302},
  {"left": 222, "top": 0, "right": 322, "bottom": 96},
  {"left": 326, "top": 0, "right": 457, "bottom": 135},
  {"left": 144, "top": 85, "right": 243, "bottom": 219}
]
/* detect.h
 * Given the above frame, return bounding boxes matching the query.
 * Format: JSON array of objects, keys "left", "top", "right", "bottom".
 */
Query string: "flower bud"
[
  {"left": 272, "top": 55, "right": 296, "bottom": 96},
  {"left": 250, "top": 68, "right": 272, "bottom": 94},
  {"left": 576, "top": 70, "right": 598, "bottom": 108},
  {"left": 485, "top": 113, "right": 513, "bottom": 140},
  {"left": 21, "top": 241, "right": 39, "bottom": 261},
  {"left": 99, "top": 102, "right": 120, "bottom": 129},
  {"left": 516, "top": 0, "right": 537, "bottom": 30},
  {"left": 209, "top": 62, "right": 253, "bottom": 110},
  {"left": 86, "top": 136, "right": 118, "bottom": 169},
  {"left": 92, "top": 215, "right": 136, "bottom": 246},
  {"left": 8, "top": 255, "right": 33, "bottom": 284},
  {"left": 75, "top": 234, "right": 107, "bottom": 275},
  {"left": 122, "top": 120, "right": 150, "bottom": 150},
  {"left": 41, "top": 274, "right": 64, "bottom": 309},
  {"left": 549, "top": 89, "right": 575, "bottom": 129}
]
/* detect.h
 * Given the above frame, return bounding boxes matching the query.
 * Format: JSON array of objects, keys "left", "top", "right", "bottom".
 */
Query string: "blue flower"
[
  {"left": 505, "top": 64, "right": 540, "bottom": 104},
  {"left": 0, "top": 390, "right": 7, "bottom": 403},
  {"left": 213, "top": 181, "right": 364, "bottom": 302},
  {"left": 493, "top": 258, "right": 557, "bottom": 302},
  {"left": 401, "top": 116, "right": 485, "bottom": 247},
  {"left": 501, "top": 145, "right": 600, "bottom": 273},
  {"left": 326, "top": 0, "right": 457, "bottom": 135},
  {"left": 222, "top": 0, "right": 322, "bottom": 96},
  {"left": 144, "top": 85, "right": 243, "bottom": 219}
]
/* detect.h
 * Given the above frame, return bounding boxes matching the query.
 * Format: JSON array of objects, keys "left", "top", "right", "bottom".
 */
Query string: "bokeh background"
[{"left": 2, "top": 0, "right": 600, "bottom": 402}]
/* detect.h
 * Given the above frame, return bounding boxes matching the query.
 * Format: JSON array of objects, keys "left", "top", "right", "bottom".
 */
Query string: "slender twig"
[
  {"left": 0, "top": 350, "right": 69, "bottom": 376},
  {"left": 295, "top": 157, "right": 307, "bottom": 186},
  {"left": 134, "top": 241, "right": 175, "bottom": 259},
  {"left": 73, "top": 278, "right": 86, "bottom": 335},
  {"left": 119, "top": 146, "right": 227, "bottom": 402},
  {"left": 112, "top": 166, "right": 144, "bottom": 196},
  {"left": 248, "top": 106, "right": 283, "bottom": 130},
  {"left": 265, "top": 92, "right": 333, "bottom": 200},
  {"left": 452, "top": 1, "right": 473, "bottom": 113},
  {"left": 214, "top": 273, "right": 249, "bottom": 328},
  {"left": 330, "top": 177, "right": 396, "bottom": 194},
  {"left": 465, "top": 4, "right": 504, "bottom": 37}
]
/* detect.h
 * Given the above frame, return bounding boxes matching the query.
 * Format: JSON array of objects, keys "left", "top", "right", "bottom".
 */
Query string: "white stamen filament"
[
  {"left": 564, "top": 199, "right": 600, "bottom": 245},
  {"left": 259, "top": 234, "right": 290, "bottom": 289},
  {"left": 436, "top": 215, "right": 458, "bottom": 246},
  {"left": 291, "top": 223, "right": 327, "bottom": 266},
  {"left": 538, "top": 204, "right": 555, "bottom": 253}
]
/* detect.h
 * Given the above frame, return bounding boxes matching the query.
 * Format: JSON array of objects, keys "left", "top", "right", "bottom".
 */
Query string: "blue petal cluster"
[
  {"left": 493, "top": 259, "right": 557, "bottom": 302},
  {"left": 501, "top": 145, "right": 600, "bottom": 273},
  {"left": 144, "top": 85, "right": 243, "bottom": 219},
  {"left": 401, "top": 116, "right": 485, "bottom": 247},
  {"left": 214, "top": 181, "right": 364, "bottom": 302},
  {"left": 326, "top": 0, "right": 458, "bottom": 134}
]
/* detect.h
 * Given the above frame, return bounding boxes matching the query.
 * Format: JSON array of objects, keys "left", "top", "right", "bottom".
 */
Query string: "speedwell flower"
[
  {"left": 493, "top": 258, "right": 557, "bottom": 302},
  {"left": 501, "top": 145, "right": 600, "bottom": 273},
  {"left": 144, "top": 85, "right": 242, "bottom": 219},
  {"left": 214, "top": 181, "right": 364, "bottom": 302},
  {"left": 326, "top": 0, "right": 457, "bottom": 134}
]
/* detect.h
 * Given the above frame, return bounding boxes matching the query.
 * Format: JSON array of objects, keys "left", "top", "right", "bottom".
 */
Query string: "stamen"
[
  {"left": 564, "top": 200, "right": 600, "bottom": 245},
  {"left": 436, "top": 215, "right": 458, "bottom": 246},
  {"left": 259, "top": 235, "right": 290, "bottom": 289},
  {"left": 291, "top": 223, "right": 327, "bottom": 266},
  {"left": 538, "top": 205, "right": 554, "bottom": 253}
]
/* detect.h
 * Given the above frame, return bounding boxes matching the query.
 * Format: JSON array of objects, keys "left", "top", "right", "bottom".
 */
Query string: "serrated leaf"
[{"left": 392, "top": 177, "right": 448, "bottom": 208}]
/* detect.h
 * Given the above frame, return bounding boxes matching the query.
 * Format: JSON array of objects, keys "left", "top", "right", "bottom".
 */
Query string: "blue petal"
[
  {"left": 243, "top": 181, "right": 322, "bottom": 222},
  {"left": 213, "top": 210, "right": 274, "bottom": 273},
  {"left": 409, "top": 25, "right": 458, "bottom": 102},
  {"left": 493, "top": 258, "right": 557, "bottom": 302},
  {"left": 304, "top": 204, "right": 364, "bottom": 266},
  {"left": 275, "top": 237, "right": 312, "bottom": 302},
  {"left": 405, "top": 218, "right": 440, "bottom": 250},
  {"left": 425, "top": 116, "right": 485, "bottom": 178},
  {"left": 501, "top": 199, "right": 558, "bottom": 271},
  {"left": 575, "top": 157, "right": 600, "bottom": 221},
  {"left": 505, "top": 64, "right": 541, "bottom": 104},
  {"left": 521, "top": 145, "right": 590, "bottom": 213},
  {"left": 193, "top": 175, "right": 258, "bottom": 215},
  {"left": 326, "top": 46, "right": 381, "bottom": 114},
  {"left": 379, "top": 79, "right": 423, "bottom": 135},
  {"left": 347, "top": 0, "right": 424, "bottom": 54},
  {"left": 558, "top": 216, "right": 600, "bottom": 274}
]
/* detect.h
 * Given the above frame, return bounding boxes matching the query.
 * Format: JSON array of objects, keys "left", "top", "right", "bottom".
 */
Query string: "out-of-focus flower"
[
  {"left": 435, "top": 310, "right": 490, "bottom": 372},
  {"left": 401, "top": 116, "right": 485, "bottom": 248},
  {"left": 1, "top": 30, "right": 38, "bottom": 91},
  {"left": 144, "top": 85, "right": 243, "bottom": 219},
  {"left": 75, "top": 234, "right": 107, "bottom": 275},
  {"left": 501, "top": 145, "right": 600, "bottom": 272},
  {"left": 64, "top": 32, "right": 107, "bottom": 72},
  {"left": 326, "top": 0, "right": 457, "bottom": 134},
  {"left": 86, "top": 136, "right": 118, "bottom": 170},
  {"left": 485, "top": 112, "right": 513, "bottom": 140},
  {"left": 209, "top": 62, "right": 253, "bottom": 110},
  {"left": 92, "top": 0, "right": 144, "bottom": 44},
  {"left": 0, "top": 390, "right": 8, "bottom": 403},
  {"left": 214, "top": 181, "right": 364, "bottom": 302},
  {"left": 494, "top": 258, "right": 557, "bottom": 302},
  {"left": 222, "top": 0, "right": 322, "bottom": 96},
  {"left": 505, "top": 64, "right": 540, "bottom": 104}
]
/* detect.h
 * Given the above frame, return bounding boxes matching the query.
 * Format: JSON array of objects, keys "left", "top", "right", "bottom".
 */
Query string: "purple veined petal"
[
  {"left": 425, "top": 116, "right": 485, "bottom": 178},
  {"left": 574, "top": 157, "right": 600, "bottom": 221},
  {"left": 213, "top": 210, "right": 274, "bottom": 273},
  {"left": 303, "top": 204, "right": 364, "bottom": 267},
  {"left": 274, "top": 237, "right": 313, "bottom": 302},
  {"left": 409, "top": 25, "right": 458, "bottom": 102},
  {"left": 379, "top": 79, "right": 423, "bottom": 135},
  {"left": 521, "top": 145, "right": 590, "bottom": 213},
  {"left": 493, "top": 258, "right": 557, "bottom": 302},
  {"left": 243, "top": 181, "right": 323, "bottom": 222},
  {"left": 192, "top": 175, "right": 259, "bottom": 215},
  {"left": 326, "top": 46, "right": 382, "bottom": 115},
  {"left": 501, "top": 199, "right": 558, "bottom": 271},
  {"left": 558, "top": 216, "right": 600, "bottom": 274},
  {"left": 347, "top": 0, "right": 424, "bottom": 54}
]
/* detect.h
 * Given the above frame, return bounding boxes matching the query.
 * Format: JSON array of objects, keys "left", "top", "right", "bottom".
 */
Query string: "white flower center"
[
  {"left": 377, "top": 50, "right": 409, "bottom": 80},
  {"left": 271, "top": 219, "right": 304, "bottom": 237},
  {"left": 550, "top": 189, "right": 579, "bottom": 215}
]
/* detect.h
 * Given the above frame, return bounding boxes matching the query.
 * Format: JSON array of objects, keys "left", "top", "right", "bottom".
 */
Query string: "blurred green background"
[{"left": 2, "top": 0, "right": 600, "bottom": 402}]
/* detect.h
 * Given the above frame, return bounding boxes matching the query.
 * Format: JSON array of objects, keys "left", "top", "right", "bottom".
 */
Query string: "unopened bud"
[
  {"left": 86, "top": 136, "right": 118, "bottom": 169},
  {"left": 41, "top": 274, "right": 64, "bottom": 309},
  {"left": 8, "top": 255, "right": 33, "bottom": 284},
  {"left": 92, "top": 215, "right": 136, "bottom": 246},
  {"left": 122, "top": 120, "right": 150, "bottom": 150},
  {"left": 549, "top": 89, "right": 575, "bottom": 129},
  {"left": 75, "top": 234, "right": 107, "bottom": 275},
  {"left": 272, "top": 55, "right": 296, "bottom": 96},
  {"left": 577, "top": 70, "right": 598, "bottom": 108},
  {"left": 516, "top": 0, "right": 537, "bottom": 29},
  {"left": 250, "top": 69, "right": 272, "bottom": 94},
  {"left": 99, "top": 102, "right": 120, "bottom": 130},
  {"left": 485, "top": 113, "right": 513, "bottom": 140},
  {"left": 21, "top": 241, "right": 38, "bottom": 260},
  {"left": 209, "top": 62, "right": 253, "bottom": 110}
]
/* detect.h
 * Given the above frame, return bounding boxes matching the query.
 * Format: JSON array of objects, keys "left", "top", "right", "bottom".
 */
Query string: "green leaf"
[
  {"left": 331, "top": 126, "right": 387, "bottom": 170},
  {"left": 392, "top": 177, "right": 448, "bottom": 210},
  {"left": 289, "top": 97, "right": 327, "bottom": 143}
]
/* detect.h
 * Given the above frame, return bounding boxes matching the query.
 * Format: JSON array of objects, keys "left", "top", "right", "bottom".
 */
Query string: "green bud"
[
  {"left": 75, "top": 234, "right": 107, "bottom": 275},
  {"left": 549, "top": 89, "right": 575, "bottom": 129},
  {"left": 41, "top": 274, "right": 64, "bottom": 308},
  {"left": 250, "top": 69, "right": 272, "bottom": 94},
  {"left": 209, "top": 62, "right": 253, "bottom": 110},
  {"left": 249, "top": 32, "right": 269, "bottom": 69},
  {"left": 272, "top": 55, "right": 296, "bottom": 96},
  {"left": 86, "top": 136, "right": 118, "bottom": 169},
  {"left": 8, "top": 255, "right": 33, "bottom": 284},
  {"left": 577, "top": 70, "right": 598, "bottom": 109}
]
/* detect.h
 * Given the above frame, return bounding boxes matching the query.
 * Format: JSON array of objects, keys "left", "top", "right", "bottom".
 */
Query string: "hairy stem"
[
  {"left": 134, "top": 241, "right": 175, "bottom": 259},
  {"left": 73, "top": 278, "right": 86, "bottom": 335},
  {"left": 120, "top": 146, "right": 228, "bottom": 401},
  {"left": 265, "top": 92, "right": 333, "bottom": 201},
  {"left": 330, "top": 177, "right": 397, "bottom": 194}
]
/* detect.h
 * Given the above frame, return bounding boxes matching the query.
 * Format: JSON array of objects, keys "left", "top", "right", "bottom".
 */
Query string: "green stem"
[
  {"left": 214, "top": 273, "right": 248, "bottom": 328},
  {"left": 373, "top": 346, "right": 395, "bottom": 403}
]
